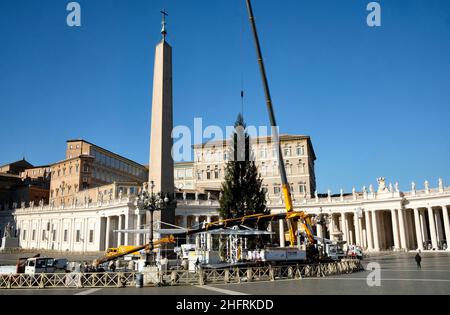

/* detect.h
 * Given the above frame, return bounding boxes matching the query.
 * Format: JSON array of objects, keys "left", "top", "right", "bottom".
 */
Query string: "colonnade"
[{"left": 276, "top": 206, "right": 450, "bottom": 251}]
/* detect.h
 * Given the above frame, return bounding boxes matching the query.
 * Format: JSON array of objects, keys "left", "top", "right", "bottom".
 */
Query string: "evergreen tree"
[{"left": 219, "top": 114, "right": 269, "bottom": 230}]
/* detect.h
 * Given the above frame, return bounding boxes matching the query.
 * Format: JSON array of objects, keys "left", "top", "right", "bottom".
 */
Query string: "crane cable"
[{"left": 239, "top": 0, "right": 245, "bottom": 118}]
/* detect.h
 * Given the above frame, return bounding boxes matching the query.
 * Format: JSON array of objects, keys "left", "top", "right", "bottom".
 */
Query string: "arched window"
[
  {"left": 274, "top": 185, "right": 281, "bottom": 195},
  {"left": 259, "top": 147, "right": 267, "bottom": 159},
  {"left": 298, "top": 160, "right": 305, "bottom": 174},
  {"left": 272, "top": 146, "right": 278, "bottom": 159},
  {"left": 261, "top": 162, "right": 267, "bottom": 176},
  {"left": 286, "top": 161, "right": 292, "bottom": 175},
  {"left": 298, "top": 182, "right": 307, "bottom": 195},
  {"left": 283, "top": 145, "right": 292, "bottom": 157},
  {"left": 214, "top": 166, "right": 219, "bottom": 179},
  {"left": 273, "top": 161, "right": 279, "bottom": 176}
]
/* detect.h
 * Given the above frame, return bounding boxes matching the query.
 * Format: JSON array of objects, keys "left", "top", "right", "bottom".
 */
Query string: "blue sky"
[{"left": 1, "top": 0, "right": 449, "bottom": 193}]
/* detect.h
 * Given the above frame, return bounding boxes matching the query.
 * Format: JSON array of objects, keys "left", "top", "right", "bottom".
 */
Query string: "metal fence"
[{"left": 0, "top": 259, "right": 363, "bottom": 289}]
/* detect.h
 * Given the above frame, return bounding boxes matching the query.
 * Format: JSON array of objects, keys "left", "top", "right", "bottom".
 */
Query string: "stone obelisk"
[{"left": 149, "top": 11, "right": 175, "bottom": 225}]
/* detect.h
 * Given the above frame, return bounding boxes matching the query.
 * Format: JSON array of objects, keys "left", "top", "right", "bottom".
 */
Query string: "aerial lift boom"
[
  {"left": 245, "top": 0, "right": 314, "bottom": 246},
  {"left": 93, "top": 236, "right": 176, "bottom": 266}
]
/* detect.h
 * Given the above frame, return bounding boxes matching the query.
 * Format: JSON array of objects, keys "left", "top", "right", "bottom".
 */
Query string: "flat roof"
[
  {"left": 66, "top": 139, "right": 147, "bottom": 168},
  {"left": 50, "top": 154, "right": 94, "bottom": 167},
  {"left": 175, "top": 162, "right": 194, "bottom": 167}
]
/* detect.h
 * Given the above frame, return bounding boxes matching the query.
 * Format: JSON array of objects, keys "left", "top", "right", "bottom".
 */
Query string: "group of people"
[
  {"left": 108, "top": 259, "right": 137, "bottom": 272},
  {"left": 422, "top": 241, "right": 448, "bottom": 251}
]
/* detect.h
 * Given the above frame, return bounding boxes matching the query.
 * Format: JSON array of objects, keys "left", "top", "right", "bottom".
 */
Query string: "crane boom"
[
  {"left": 94, "top": 236, "right": 176, "bottom": 266},
  {"left": 92, "top": 208, "right": 318, "bottom": 268},
  {"left": 245, "top": 0, "right": 314, "bottom": 245}
]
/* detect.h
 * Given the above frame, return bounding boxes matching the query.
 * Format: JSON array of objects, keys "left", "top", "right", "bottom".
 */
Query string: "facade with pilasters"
[{"left": 4, "top": 179, "right": 450, "bottom": 253}]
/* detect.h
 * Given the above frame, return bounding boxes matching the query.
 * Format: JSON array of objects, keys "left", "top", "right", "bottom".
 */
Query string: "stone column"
[
  {"left": 317, "top": 223, "right": 323, "bottom": 240},
  {"left": 409, "top": 211, "right": 416, "bottom": 248},
  {"left": 390, "top": 209, "right": 400, "bottom": 250},
  {"left": 105, "top": 217, "right": 111, "bottom": 249},
  {"left": 420, "top": 210, "right": 429, "bottom": 244},
  {"left": 378, "top": 212, "right": 385, "bottom": 250},
  {"left": 195, "top": 216, "right": 200, "bottom": 248},
  {"left": 181, "top": 215, "right": 187, "bottom": 229},
  {"left": 435, "top": 210, "right": 444, "bottom": 245},
  {"left": 184, "top": 216, "right": 190, "bottom": 245},
  {"left": 414, "top": 208, "right": 424, "bottom": 251},
  {"left": 124, "top": 214, "right": 129, "bottom": 245},
  {"left": 365, "top": 210, "right": 374, "bottom": 251},
  {"left": 37, "top": 219, "right": 42, "bottom": 249},
  {"left": 267, "top": 221, "right": 273, "bottom": 243},
  {"left": 135, "top": 214, "right": 141, "bottom": 246},
  {"left": 207, "top": 216, "right": 212, "bottom": 251},
  {"left": 397, "top": 209, "right": 408, "bottom": 250},
  {"left": 441, "top": 206, "right": 450, "bottom": 251},
  {"left": 83, "top": 218, "right": 88, "bottom": 252},
  {"left": 359, "top": 217, "right": 365, "bottom": 248},
  {"left": 348, "top": 214, "right": 354, "bottom": 245},
  {"left": 428, "top": 207, "right": 438, "bottom": 249},
  {"left": 341, "top": 212, "right": 348, "bottom": 243},
  {"left": 279, "top": 219, "right": 286, "bottom": 248},
  {"left": 58, "top": 219, "right": 64, "bottom": 251},
  {"left": 70, "top": 218, "right": 75, "bottom": 252},
  {"left": 118, "top": 215, "right": 123, "bottom": 247},
  {"left": 371, "top": 210, "right": 380, "bottom": 251},
  {"left": 354, "top": 212, "right": 361, "bottom": 246}
]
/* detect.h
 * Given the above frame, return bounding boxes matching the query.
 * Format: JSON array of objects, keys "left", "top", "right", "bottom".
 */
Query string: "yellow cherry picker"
[{"left": 244, "top": 0, "right": 315, "bottom": 248}]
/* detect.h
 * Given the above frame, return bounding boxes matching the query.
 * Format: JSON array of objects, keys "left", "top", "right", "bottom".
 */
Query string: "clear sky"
[{"left": 1, "top": 0, "right": 449, "bottom": 193}]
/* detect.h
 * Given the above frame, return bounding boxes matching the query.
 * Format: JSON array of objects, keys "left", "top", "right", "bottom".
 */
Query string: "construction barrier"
[{"left": 0, "top": 259, "right": 363, "bottom": 289}]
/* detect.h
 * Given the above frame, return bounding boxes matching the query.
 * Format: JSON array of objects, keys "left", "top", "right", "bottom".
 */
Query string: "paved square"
[{"left": 1, "top": 252, "right": 449, "bottom": 295}]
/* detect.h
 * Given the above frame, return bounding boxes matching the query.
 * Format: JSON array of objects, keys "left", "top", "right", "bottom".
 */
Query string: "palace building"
[{"left": 187, "top": 135, "right": 316, "bottom": 202}]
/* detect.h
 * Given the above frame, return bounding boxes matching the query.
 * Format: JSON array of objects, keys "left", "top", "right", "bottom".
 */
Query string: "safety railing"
[
  {"left": 0, "top": 272, "right": 138, "bottom": 289},
  {"left": 0, "top": 260, "right": 363, "bottom": 289}
]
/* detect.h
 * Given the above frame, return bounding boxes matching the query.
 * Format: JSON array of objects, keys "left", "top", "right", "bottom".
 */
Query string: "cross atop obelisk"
[{"left": 160, "top": 9, "right": 168, "bottom": 40}]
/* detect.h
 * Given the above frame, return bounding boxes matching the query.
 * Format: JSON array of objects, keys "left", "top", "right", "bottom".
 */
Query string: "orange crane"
[{"left": 245, "top": 0, "right": 315, "bottom": 246}]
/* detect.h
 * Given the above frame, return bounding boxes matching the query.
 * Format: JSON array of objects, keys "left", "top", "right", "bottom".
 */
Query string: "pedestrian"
[
  {"left": 128, "top": 260, "right": 136, "bottom": 272},
  {"left": 109, "top": 260, "right": 116, "bottom": 272},
  {"left": 195, "top": 258, "right": 200, "bottom": 273},
  {"left": 415, "top": 251, "right": 422, "bottom": 269}
]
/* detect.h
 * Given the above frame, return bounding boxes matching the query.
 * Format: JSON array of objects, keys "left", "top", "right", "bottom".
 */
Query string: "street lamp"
[{"left": 136, "top": 181, "right": 172, "bottom": 267}]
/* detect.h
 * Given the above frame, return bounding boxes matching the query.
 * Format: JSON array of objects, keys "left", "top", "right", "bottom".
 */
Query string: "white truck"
[{"left": 24, "top": 257, "right": 68, "bottom": 274}]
